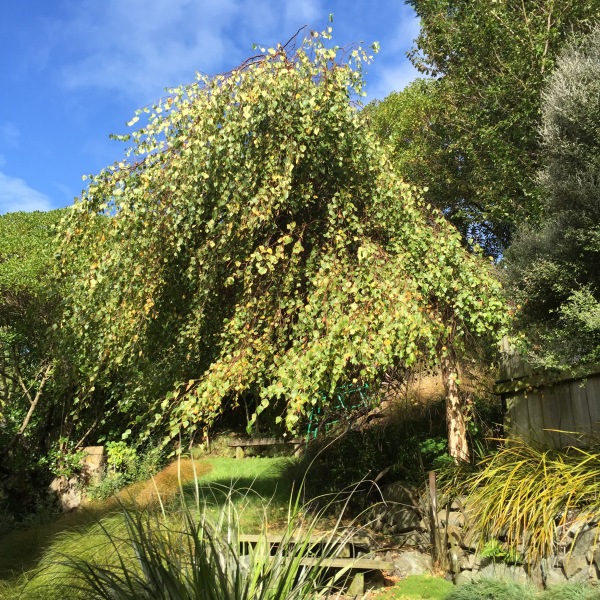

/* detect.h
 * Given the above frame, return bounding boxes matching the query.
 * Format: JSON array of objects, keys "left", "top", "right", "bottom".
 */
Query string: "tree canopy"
[
  {"left": 373, "top": 0, "right": 599, "bottom": 257},
  {"left": 0, "top": 210, "right": 67, "bottom": 511},
  {"left": 0, "top": 210, "right": 63, "bottom": 444},
  {"left": 58, "top": 30, "right": 506, "bottom": 448},
  {"left": 506, "top": 26, "right": 600, "bottom": 369},
  {"left": 365, "top": 79, "right": 475, "bottom": 248}
]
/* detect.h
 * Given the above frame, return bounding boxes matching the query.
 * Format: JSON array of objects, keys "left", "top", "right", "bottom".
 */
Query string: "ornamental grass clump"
[
  {"left": 443, "top": 580, "right": 600, "bottom": 600},
  {"left": 21, "top": 476, "right": 364, "bottom": 599},
  {"left": 443, "top": 578, "right": 536, "bottom": 600},
  {"left": 465, "top": 438, "right": 600, "bottom": 564}
]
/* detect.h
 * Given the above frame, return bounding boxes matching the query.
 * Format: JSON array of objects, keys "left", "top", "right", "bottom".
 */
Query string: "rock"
[
  {"left": 396, "top": 531, "right": 427, "bottom": 547},
  {"left": 48, "top": 446, "right": 105, "bottom": 511},
  {"left": 49, "top": 476, "right": 82, "bottom": 511},
  {"left": 527, "top": 561, "right": 546, "bottom": 589},
  {"left": 563, "top": 554, "right": 589, "bottom": 581},
  {"left": 566, "top": 518, "right": 592, "bottom": 540},
  {"left": 459, "top": 552, "right": 477, "bottom": 571},
  {"left": 437, "top": 510, "right": 465, "bottom": 529},
  {"left": 478, "top": 562, "right": 529, "bottom": 585},
  {"left": 460, "top": 528, "right": 480, "bottom": 551},
  {"left": 572, "top": 527, "right": 600, "bottom": 557},
  {"left": 370, "top": 499, "right": 422, "bottom": 535},
  {"left": 448, "top": 511, "right": 466, "bottom": 529},
  {"left": 455, "top": 570, "right": 481, "bottom": 585},
  {"left": 545, "top": 554, "right": 560, "bottom": 569},
  {"left": 583, "top": 565, "right": 597, "bottom": 582},
  {"left": 392, "top": 550, "right": 432, "bottom": 578},
  {"left": 445, "top": 524, "right": 464, "bottom": 547},
  {"left": 381, "top": 482, "right": 417, "bottom": 507},
  {"left": 390, "top": 507, "right": 422, "bottom": 533},
  {"left": 449, "top": 547, "right": 464, "bottom": 574},
  {"left": 81, "top": 446, "right": 105, "bottom": 485},
  {"left": 450, "top": 496, "right": 468, "bottom": 511},
  {"left": 544, "top": 567, "right": 568, "bottom": 588},
  {"left": 593, "top": 548, "right": 600, "bottom": 569}
]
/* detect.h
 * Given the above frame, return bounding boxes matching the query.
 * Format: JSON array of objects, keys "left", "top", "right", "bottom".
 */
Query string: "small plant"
[
  {"left": 38, "top": 437, "right": 87, "bottom": 479},
  {"left": 87, "top": 443, "right": 163, "bottom": 501},
  {"left": 105, "top": 441, "right": 138, "bottom": 472},
  {"left": 289, "top": 398, "right": 450, "bottom": 507},
  {"left": 420, "top": 437, "right": 454, "bottom": 470},
  {"left": 479, "top": 538, "right": 522, "bottom": 565}
]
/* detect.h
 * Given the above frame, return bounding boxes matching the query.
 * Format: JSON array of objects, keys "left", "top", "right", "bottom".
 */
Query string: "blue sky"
[{"left": 0, "top": 1, "right": 420, "bottom": 215}]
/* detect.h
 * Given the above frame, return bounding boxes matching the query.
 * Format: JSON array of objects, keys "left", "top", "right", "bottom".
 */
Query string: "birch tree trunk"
[{"left": 440, "top": 353, "right": 470, "bottom": 463}]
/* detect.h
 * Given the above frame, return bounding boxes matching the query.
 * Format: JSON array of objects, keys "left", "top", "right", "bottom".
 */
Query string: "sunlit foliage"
[{"left": 58, "top": 29, "right": 506, "bottom": 445}]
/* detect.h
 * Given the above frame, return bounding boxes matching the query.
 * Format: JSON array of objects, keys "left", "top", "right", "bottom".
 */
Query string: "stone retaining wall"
[{"left": 373, "top": 481, "right": 600, "bottom": 588}]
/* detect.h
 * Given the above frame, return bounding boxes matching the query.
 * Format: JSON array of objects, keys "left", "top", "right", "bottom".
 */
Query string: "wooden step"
[{"left": 298, "top": 557, "right": 395, "bottom": 570}]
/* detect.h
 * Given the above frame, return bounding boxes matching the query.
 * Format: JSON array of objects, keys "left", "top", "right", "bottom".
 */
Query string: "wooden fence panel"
[
  {"left": 587, "top": 378, "right": 600, "bottom": 429},
  {"left": 496, "top": 353, "right": 600, "bottom": 449},
  {"left": 540, "top": 386, "right": 567, "bottom": 448}
]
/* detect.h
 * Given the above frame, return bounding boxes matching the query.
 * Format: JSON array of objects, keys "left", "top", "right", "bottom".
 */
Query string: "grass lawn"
[
  {"left": 373, "top": 575, "right": 453, "bottom": 599},
  {"left": 183, "top": 456, "right": 296, "bottom": 529},
  {"left": 0, "top": 456, "right": 295, "bottom": 596}
]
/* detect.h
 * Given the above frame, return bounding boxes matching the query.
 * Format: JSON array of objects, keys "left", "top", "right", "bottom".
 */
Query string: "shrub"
[
  {"left": 542, "top": 583, "right": 600, "bottom": 600},
  {"left": 444, "top": 580, "right": 600, "bottom": 600},
  {"left": 87, "top": 444, "right": 163, "bottom": 501},
  {"left": 288, "top": 398, "right": 449, "bottom": 502}
]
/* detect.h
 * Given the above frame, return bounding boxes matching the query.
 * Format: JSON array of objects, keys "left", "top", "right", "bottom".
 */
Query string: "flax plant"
[{"left": 465, "top": 438, "right": 600, "bottom": 564}]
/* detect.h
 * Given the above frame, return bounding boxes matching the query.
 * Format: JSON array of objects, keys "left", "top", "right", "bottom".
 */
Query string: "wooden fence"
[{"left": 495, "top": 339, "right": 600, "bottom": 448}]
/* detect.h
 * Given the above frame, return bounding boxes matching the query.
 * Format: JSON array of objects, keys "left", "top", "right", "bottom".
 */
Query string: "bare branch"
[{"left": 1, "top": 363, "right": 53, "bottom": 458}]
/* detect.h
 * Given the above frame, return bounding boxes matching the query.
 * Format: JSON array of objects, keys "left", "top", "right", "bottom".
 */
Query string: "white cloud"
[
  {"left": 57, "top": 0, "right": 243, "bottom": 101},
  {"left": 283, "top": 0, "right": 321, "bottom": 31},
  {"left": 0, "top": 171, "right": 53, "bottom": 214},
  {"left": 44, "top": 0, "right": 421, "bottom": 106},
  {"left": 362, "top": 7, "right": 422, "bottom": 100},
  {"left": 53, "top": 0, "right": 327, "bottom": 103},
  {"left": 385, "top": 12, "right": 421, "bottom": 54},
  {"left": 53, "top": 181, "right": 78, "bottom": 205}
]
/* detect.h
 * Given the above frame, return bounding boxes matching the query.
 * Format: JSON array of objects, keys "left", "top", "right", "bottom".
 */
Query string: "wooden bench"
[
  {"left": 237, "top": 533, "right": 394, "bottom": 595},
  {"left": 227, "top": 437, "right": 305, "bottom": 459}
]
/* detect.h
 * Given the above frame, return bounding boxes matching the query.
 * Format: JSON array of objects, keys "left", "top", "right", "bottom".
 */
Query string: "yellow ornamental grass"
[{"left": 465, "top": 439, "right": 600, "bottom": 564}]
